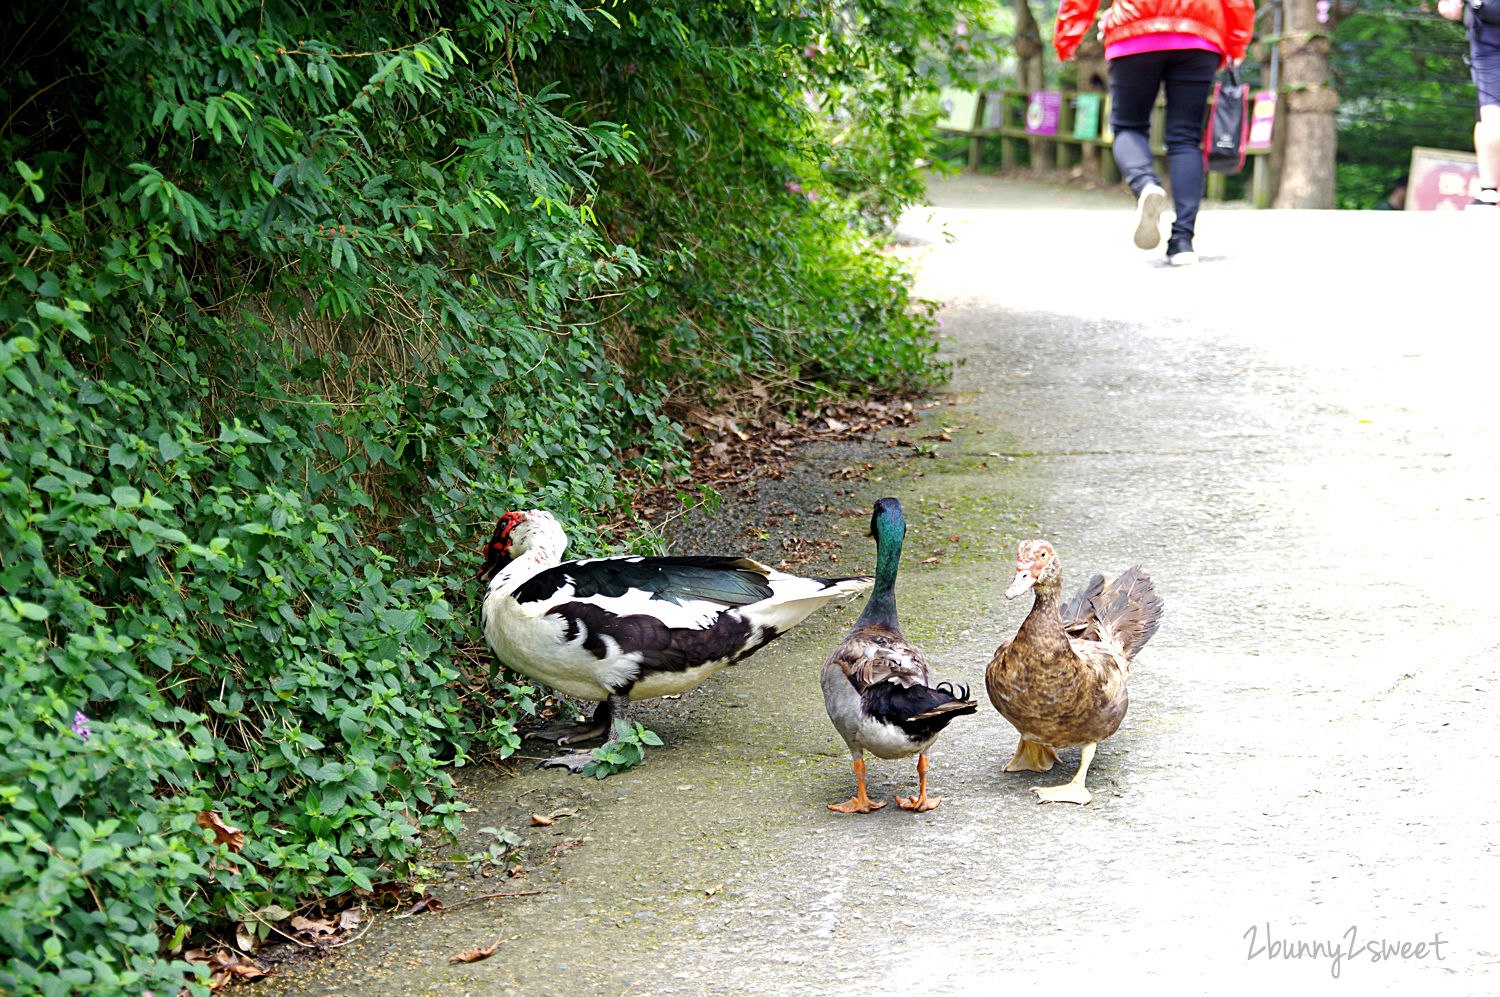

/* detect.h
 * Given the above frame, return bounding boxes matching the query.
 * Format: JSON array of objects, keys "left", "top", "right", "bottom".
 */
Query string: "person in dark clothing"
[
  {"left": 1055, "top": 0, "right": 1257, "bottom": 263},
  {"left": 1439, "top": 0, "right": 1500, "bottom": 207}
]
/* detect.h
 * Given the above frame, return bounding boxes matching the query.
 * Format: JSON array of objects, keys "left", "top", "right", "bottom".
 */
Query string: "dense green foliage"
[
  {"left": 1334, "top": 3, "right": 1474, "bottom": 208},
  {"left": 0, "top": 0, "right": 985, "bottom": 992}
]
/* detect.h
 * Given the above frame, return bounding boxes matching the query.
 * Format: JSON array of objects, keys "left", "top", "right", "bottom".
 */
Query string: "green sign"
[{"left": 1072, "top": 92, "right": 1101, "bottom": 141}]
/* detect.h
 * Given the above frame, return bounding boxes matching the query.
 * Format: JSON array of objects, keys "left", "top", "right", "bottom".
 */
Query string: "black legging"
[{"left": 1108, "top": 48, "right": 1220, "bottom": 246}]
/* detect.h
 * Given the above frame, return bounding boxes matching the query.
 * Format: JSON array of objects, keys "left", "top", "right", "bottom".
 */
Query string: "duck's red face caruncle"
[
  {"left": 1004, "top": 539, "right": 1056, "bottom": 599},
  {"left": 475, "top": 511, "right": 527, "bottom": 583}
]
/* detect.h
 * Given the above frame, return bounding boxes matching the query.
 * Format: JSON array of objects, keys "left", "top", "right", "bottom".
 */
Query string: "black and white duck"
[
  {"left": 477, "top": 509, "right": 872, "bottom": 772},
  {"left": 819, "top": 498, "right": 976, "bottom": 813}
]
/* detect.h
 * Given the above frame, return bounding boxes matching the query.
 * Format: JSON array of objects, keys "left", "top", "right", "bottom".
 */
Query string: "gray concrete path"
[{"left": 264, "top": 177, "right": 1500, "bottom": 996}]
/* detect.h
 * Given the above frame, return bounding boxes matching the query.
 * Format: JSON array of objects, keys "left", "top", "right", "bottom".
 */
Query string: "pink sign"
[
  {"left": 1246, "top": 91, "right": 1276, "bottom": 150},
  {"left": 1025, "top": 91, "right": 1062, "bottom": 136},
  {"left": 1407, "top": 147, "right": 1481, "bottom": 211}
]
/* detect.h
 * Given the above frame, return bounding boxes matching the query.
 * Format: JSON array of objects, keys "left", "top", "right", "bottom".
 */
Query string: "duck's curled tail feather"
[{"left": 863, "top": 681, "right": 978, "bottom": 742}]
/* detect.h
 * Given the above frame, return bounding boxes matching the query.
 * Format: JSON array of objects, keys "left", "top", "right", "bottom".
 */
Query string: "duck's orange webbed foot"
[
  {"left": 828, "top": 795, "right": 887, "bottom": 814},
  {"left": 894, "top": 792, "right": 941, "bottom": 812},
  {"left": 828, "top": 757, "right": 886, "bottom": 814},
  {"left": 894, "top": 753, "right": 942, "bottom": 812}
]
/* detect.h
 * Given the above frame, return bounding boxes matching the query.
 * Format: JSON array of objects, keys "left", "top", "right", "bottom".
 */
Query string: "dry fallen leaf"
[
  {"left": 195, "top": 811, "right": 245, "bottom": 852},
  {"left": 551, "top": 838, "right": 583, "bottom": 858},
  {"left": 449, "top": 935, "right": 504, "bottom": 964},
  {"left": 227, "top": 962, "right": 268, "bottom": 981},
  {"left": 405, "top": 894, "right": 445, "bottom": 916},
  {"left": 290, "top": 915, "right": 337, "bottom": 936},
  {"left": 188, "top": 946, "right": 268, "bottom": 990},
  {"left": 529, "top": 813, "right": 554, "bottom": 827}
]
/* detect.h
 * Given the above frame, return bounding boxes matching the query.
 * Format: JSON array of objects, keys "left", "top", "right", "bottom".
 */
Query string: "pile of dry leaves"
[{"left": 603, "top": 395, "right": 926, "bottom": 551}]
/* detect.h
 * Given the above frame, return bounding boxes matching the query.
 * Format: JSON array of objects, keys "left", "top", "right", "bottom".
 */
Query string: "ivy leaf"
[{"left": 111, "top": 485, "right": 142, "bottom": 509}]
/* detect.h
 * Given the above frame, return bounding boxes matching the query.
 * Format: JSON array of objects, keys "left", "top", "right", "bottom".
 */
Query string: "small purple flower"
[
  {"left": 72, "top": 710, "right": 91, "bottom": 742},
  {"left": 1316, "top": 0, "right": 1331, "bottom": 22},
  {"left": 785, "top": 180, "right": 803, "bottom": 194}
]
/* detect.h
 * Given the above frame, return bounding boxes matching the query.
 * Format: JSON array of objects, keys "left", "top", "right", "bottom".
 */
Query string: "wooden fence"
[{"left": 938, "top": 87, "right": 1272, "bottom": 208}]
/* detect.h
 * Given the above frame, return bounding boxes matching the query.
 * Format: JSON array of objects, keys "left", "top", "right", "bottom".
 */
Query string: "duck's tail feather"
[
  {"left": 815, "top": 575, "right": 877, "bottom": 599},
  {"left": 1059, "top": 572, "right": 1107, "bottom": 639},
  {"left": 1091, "top": 566, "right": 1163, "bottom": 661},
  {"left": 863, "top": 680, "right": 978, "bottom": 741}
]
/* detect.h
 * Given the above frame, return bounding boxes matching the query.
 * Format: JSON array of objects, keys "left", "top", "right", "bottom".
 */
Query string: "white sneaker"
[
  {"left": 1168, "top": 249, "right": 1198, "bottom": 266},
  {"left": 1133, "top": 184, "right": 1167, "bottom": 250}
]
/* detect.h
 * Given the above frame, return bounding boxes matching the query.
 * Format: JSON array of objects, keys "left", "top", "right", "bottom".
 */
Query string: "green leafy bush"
[
  {"left": 0, "top": 0, "right": 988, "bottom": 992},
  {"left": 1333, "top": 5, "right": 1474, "bottom": 207},
  {"left": 582, "top": 720, "right": 665, "bottom": 780}
]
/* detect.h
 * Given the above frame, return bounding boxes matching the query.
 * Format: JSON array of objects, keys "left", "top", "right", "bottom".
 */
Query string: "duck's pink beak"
[{"left": 1005, "top": 566, "right": 1038, "bottom": 600}]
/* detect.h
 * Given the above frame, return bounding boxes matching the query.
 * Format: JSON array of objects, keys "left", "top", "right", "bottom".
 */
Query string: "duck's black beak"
[{"left": 475, "top": 540, "right": 513, "bottom": 584}]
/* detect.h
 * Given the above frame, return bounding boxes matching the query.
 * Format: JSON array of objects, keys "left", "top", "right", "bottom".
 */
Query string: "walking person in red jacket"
[{"left": 1055, "top": 0, "right": 1255, "bottom": 264}]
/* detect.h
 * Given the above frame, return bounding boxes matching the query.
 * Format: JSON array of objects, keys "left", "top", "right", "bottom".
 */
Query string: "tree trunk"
[
  {"left": 1012, "top": 0, "right": 1053, "bottom": 169},
  {"left": 1013, "top": 0, "right": 1045, "bottom": 92},
  {"left": 1073, "top": 31, "right": 1109, "bottom": 177},
  {"left": 1274, "top": 0, "right": 1340, "bottom": 208}
]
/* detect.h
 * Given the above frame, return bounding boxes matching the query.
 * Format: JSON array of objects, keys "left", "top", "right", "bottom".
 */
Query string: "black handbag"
[{"left": 1202, "top": 67, "right": 1250, "bottom": 175}]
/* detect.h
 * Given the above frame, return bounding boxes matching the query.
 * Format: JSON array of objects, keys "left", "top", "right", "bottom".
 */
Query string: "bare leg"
[
  {"left": 1476, "top": 105, "right": 1500, "bottom": 190},
  {"left": 829, "top": 755, "right": 886, "bottom": 813},
  {"left": 1032, "top": 742, "right": 1097, "bottom": 805},
  {"left": 895, "top": 753, "right": 942, "bottom": 812}
]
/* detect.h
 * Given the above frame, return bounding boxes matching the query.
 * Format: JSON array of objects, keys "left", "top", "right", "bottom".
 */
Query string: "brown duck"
[{"left": 984, "top": 539, "right": 1163, "bottom": 804}]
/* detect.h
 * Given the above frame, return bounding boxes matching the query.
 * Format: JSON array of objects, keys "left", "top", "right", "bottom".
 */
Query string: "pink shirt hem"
[{"left": 1106, "top": 33, "right": 1222, "bottom": 60}]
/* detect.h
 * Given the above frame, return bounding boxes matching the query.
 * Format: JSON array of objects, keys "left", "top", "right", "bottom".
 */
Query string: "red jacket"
[{"left": 1054, "top": 0, "right": 1256, "bottom": 63}]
